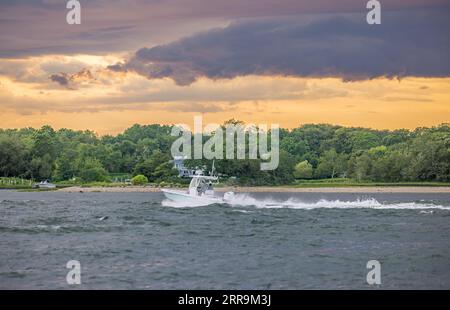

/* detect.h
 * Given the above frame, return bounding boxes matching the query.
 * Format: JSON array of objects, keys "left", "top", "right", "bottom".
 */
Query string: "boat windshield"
[
  {"left": 190, "top": 177, "right": 212, "bottom": 194},
  {"left": 189, "top": 177, "right": 205, "bottom": 189}
]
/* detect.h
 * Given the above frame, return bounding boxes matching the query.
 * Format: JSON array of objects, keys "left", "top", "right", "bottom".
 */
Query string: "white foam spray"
[{"left": 162, "top": 194, "right": 450, "bottom": 210}]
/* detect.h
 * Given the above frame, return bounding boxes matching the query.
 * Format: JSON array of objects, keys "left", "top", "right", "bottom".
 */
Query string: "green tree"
[
  {"left": 152, "top": 161, "right": 179, "bottom": 182},
  {"left": 1, "top": 123, "right": 449, "bottom": 185},
  {"left": 353, "top": 153, "right": 371, "bottom": 181},
  {"left": 28, "top": 126, "right": 58, "bottom": 179},
  {"left": 79, "top": 158, "right": 108, "bottom": 182},
  {"left": 316, "top": 149, "right": 347, "bottom": 178},
  {"left": 294, "top": 160, "right": 313, "bottom": 179},
  {"left": 0, "top": 135, "right": 28, "bottom": 177},
  {"left": 134, "top": 151, "right": 174, "bottom": 182},
  {"left": 29, "top": 154, "right": 53, "bottom": 180},
  {"left": 32, "top": 125, "right": 57, "bottom": 159},
  {"left": 53, "top": 149, "right": 78, "bottom": 180},
  {"left": 407, "top": 130, "right": 450, "bottom": 181}
]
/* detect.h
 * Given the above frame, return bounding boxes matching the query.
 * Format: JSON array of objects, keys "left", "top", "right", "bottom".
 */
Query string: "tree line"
[{"left": 0, "top": 122, "right": 449, "bottom": 185}]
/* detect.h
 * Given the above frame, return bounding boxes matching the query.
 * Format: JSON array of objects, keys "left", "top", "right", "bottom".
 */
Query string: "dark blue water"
[{"left": 1, "top": 190, "right": 449, "bottom": 289}]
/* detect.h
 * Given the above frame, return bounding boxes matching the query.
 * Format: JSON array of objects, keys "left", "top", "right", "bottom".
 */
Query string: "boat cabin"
[{"left": 188, "top": 176, "right": 216, "bottom": 196}]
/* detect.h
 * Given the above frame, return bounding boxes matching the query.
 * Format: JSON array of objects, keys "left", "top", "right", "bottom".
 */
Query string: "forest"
[{"left": 0, "top": 122, "right": 449, "bottom": 186}]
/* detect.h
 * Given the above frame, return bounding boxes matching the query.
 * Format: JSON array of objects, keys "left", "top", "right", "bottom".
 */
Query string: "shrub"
[
  {"left": 159, "top": 181, "right": 168, "bottom": 187},
  {"left": 131, "top": 174, "right": 148, "bottom": 185},
  {"left": 81, "top": 167, "right": 108, "bottom": 182}
]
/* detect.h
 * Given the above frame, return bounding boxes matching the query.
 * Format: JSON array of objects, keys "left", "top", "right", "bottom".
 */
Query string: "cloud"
[
  {"left": 49, "top": 73, "right": 70, "bottom": 86},
  {"left": 0, "top": 55, "right": 114, "bottom": 89},
  {"left": 49, "top": 68, "right": 95, "bottom": 89},
  {"left": 157, "top": 102, "right": 225, "bottom": 113},
  {"left": 2, "top": 0, "right": 450, "bottom": 57},
  {"left": 111, "top": 10, "right": 450, "bottom": 85}
]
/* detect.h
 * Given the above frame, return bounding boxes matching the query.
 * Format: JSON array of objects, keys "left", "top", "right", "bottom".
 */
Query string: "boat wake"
[
  {"left": 227, "top": 195, "right": 450, "bottom": 210},
  {"left": 162, "top": 194, "right": 450, "bottom": 210}
]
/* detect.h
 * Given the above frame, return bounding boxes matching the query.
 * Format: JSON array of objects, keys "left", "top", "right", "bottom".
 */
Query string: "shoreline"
[{"left": 55, "top": 186, "right": 450, "bottom": 193}]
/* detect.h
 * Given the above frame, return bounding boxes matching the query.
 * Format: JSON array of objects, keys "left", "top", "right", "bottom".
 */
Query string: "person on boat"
[{"left": 196, "top": 179, "right": 206, "bottom": 195}]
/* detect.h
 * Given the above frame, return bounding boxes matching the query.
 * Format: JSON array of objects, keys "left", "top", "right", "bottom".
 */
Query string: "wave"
[
  {"left": 162, "top": 194, "right": 450, "bottom": 210},
  {"left": 226, "top": 195, "right": 450, "bottom": 210}
]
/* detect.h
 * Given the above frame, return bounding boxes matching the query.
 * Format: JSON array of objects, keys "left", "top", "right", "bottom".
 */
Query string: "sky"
[{"left": 0, "top": 0, "right": 449, "bottom": 135}]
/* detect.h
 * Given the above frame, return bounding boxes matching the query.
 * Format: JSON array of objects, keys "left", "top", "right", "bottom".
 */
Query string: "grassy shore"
[
  {"left": 54, "top": 185, "right": 450, "bottom": 193},
  {"left": 2, "top": 177, "right": 450, "bottom": 192}
]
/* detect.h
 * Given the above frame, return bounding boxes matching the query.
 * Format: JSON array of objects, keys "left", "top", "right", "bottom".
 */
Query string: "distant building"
[{"left": 171, "top": 156, "right": 196, "bottom": 178}]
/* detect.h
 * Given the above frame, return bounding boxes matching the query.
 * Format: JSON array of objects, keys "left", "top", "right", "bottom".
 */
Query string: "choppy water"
[{"left": 1, "top": 190, "right": 449, "bottom": 289}]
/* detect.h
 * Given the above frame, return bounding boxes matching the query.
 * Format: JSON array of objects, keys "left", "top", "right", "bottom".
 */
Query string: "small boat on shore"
[{"left": 33, "top": 180, "right": 56, "bottom": 189}]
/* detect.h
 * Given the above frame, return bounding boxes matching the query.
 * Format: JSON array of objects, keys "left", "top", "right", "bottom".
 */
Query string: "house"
[{"left": 171, "top": 155, "right": 196, "bottom": 178}]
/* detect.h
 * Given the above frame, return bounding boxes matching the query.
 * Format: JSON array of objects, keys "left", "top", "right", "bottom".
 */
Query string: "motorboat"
[
  {"left": 162, "top": 169, "right": 234, "bottom": 206},
  {"left": 34, "top": 180, "right": 56, "bottom": 189}
]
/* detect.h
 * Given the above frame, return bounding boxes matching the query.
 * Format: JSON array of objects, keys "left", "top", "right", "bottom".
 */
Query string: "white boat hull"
[
  {"left": 38, "top": 184, "right": 56, "bottom": 189},
  {"left": 161, "top": 189, "right": 224, "bottom": 205}
]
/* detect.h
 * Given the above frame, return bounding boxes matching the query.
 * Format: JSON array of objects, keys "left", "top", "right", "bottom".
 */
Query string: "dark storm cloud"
[
  {"left": 49, "top": 68, "right": 93, "bottom": 88},
  {"left": 1, "top": 0, "right": 450, "bottom": 58},
  {"left": 50, "top": 73, "right": 70, "bottom": 86},
  {"left": 111, "top": 10, "right": 450, "bottom": 85}
]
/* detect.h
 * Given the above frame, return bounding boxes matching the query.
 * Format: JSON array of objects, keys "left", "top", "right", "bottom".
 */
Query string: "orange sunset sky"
[{"left": 1, "top": 1, "right": 449, "bottom": 135}]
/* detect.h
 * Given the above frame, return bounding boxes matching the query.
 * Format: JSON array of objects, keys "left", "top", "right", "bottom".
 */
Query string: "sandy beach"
[{"left": 57, "top": 186, "right": 450, "bottom": 193}]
